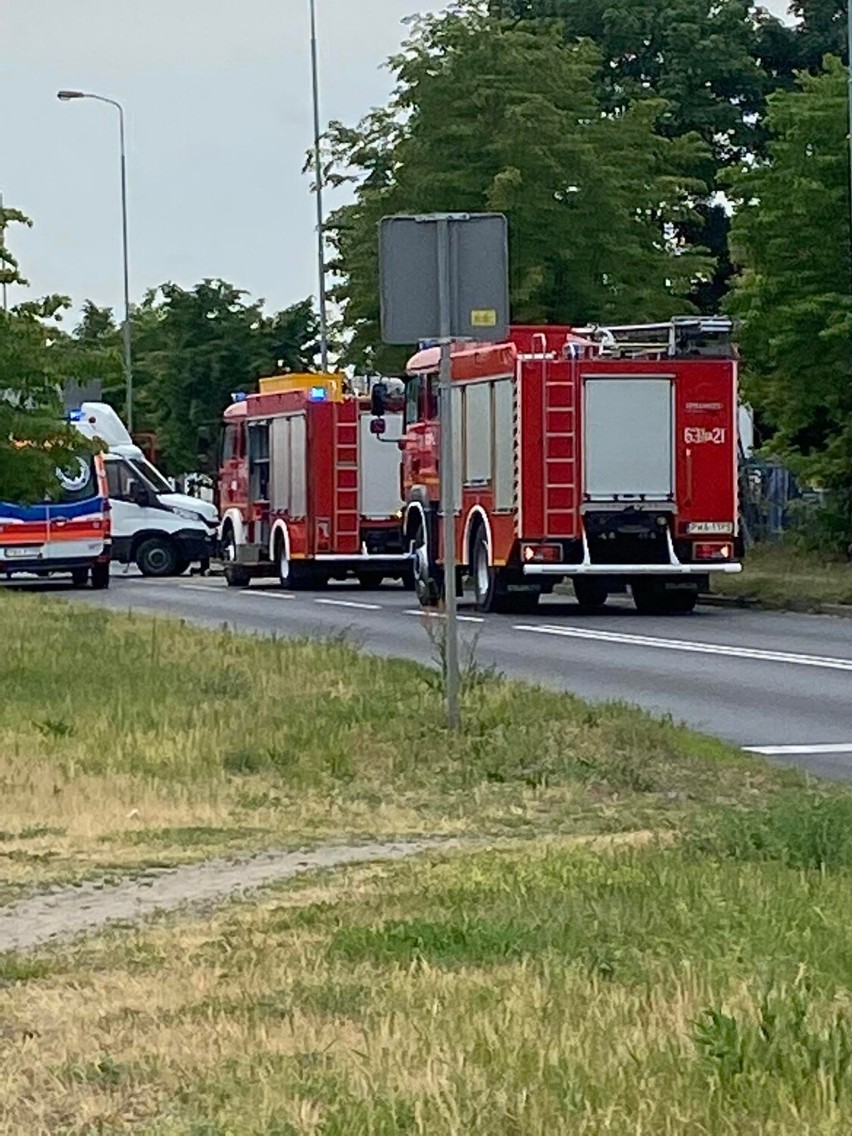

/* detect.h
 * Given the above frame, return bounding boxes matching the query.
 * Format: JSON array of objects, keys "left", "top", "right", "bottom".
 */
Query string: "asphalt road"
[{"left": 7, "top": 569, "right": 852, "bottom": 780}]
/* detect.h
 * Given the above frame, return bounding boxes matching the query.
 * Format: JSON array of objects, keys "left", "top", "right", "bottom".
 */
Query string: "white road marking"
[
  {"left": 513, "top": 623, "right": 852, "bottom": 673},
  {"left": 315, "top": 598, "right": 382, "bottom": 612},
  {"left": 744, "top": 743, "right": 852, "bottom": 757},
  {"left": 180, "top": 584, "right": 229, "bottom": 594},
  {"left": 241, "top": 590, "right": 296, "bottom": 601},
  {"left": 403, "top": 609, "right": 484, "bottom": 623}
]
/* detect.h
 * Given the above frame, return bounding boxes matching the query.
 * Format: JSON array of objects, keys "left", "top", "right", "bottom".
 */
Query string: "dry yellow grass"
[
  {"left": 4, "top": 835, "right": 852, "bottom": 1134},
  {"left": 0, "top": 592, "right": 785, "bottom": 901}
]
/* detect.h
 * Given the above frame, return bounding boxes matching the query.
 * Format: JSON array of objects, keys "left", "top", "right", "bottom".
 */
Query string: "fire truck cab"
[
  {"left": 394, "top": 318, "right": 743, "bottom": 615},
  {"left": 218, "top": 373, "right": 411, "bottom": 589}
]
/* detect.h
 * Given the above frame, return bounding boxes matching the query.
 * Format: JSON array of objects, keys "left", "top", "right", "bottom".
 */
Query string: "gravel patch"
[{"left": 0, "top": 840, "right": 442, "bottom": 953}]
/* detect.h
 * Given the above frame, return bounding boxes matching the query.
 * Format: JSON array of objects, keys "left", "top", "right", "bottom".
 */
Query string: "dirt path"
[{"left": 0, "top": 840, "right": 442, "bottom": 954}]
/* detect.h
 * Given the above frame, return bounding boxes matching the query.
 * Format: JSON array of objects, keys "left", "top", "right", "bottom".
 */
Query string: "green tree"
[
  {"left": 130, "top": 281, "right": 318, "bottom": 473},
  {"left": 488, "top": 0, "right": 802, "bottom": 310},
  {"left": 326, "top": 10, "right": 711, "bottom": 370},
  {"left": 726, "top": 57, "right": 852, "bottom": 547},
  {"left": 0, "top": 206, "right": 97, "bottom": 502}
]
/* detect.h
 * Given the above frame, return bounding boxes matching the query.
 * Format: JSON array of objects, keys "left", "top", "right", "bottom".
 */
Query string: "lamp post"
[
  {"left": 57, "top": 90, "right": 133, "bottom": 432},
  {"left": 309, "top": 0, "right": 330, "bottom": 372}
]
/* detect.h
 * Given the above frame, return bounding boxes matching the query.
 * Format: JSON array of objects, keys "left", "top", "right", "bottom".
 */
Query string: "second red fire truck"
[
  {"left": 217, "top": 373, "right": 411, "bottom": 588},
  {"left": 371, "top": 316, "right": 743, "bottom": 615}
]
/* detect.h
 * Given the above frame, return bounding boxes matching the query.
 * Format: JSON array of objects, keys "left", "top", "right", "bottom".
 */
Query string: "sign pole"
[{"left": 436, "top": 217, "right": 460, "bottom": 730}]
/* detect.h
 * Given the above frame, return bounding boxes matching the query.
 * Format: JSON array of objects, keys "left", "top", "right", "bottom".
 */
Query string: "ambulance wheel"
[
  {"left": 71, "top": 567, "right": 89, "bottom": 588},
  {"left": 136, "top": 537, "right": 178, "bottom": 578},
  {"left": 90, "top": 560, "right": 111, "bottom": 590},
  {"left": 412, "top": 516, "right": 442, "bottom": 608},
  {"left": 573, "top": 578, "right": 609, "bottom": 612}
]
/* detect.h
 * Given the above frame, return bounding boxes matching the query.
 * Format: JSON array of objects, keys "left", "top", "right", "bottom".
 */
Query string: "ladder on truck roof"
[{"left": 573, "top": 316, "right": 736, "bottom": 361}]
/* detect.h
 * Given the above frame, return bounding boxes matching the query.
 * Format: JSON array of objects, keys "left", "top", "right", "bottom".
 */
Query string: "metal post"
[
  {"left": 847, "top": 0, "right": 852, "bottom": 255},
  {"left": 0, "top": 191, "right": 7, "bottom": 312},
  {"left": 57, "top": 91, "right": 133, "bottom": 430},
  {"left": 310, "top": 0, "right": 330, "bottom": 372},
  {"left": 117, "top": 106, "right": 133, "bottom": 433},
  {"left": 436, "top": 218, "right": 460, "bottom": 730}
]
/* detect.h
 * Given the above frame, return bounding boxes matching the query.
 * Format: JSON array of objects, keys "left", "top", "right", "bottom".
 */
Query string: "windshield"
[{"left": 128, "top": 457, "right": 172, "bottom": 494}]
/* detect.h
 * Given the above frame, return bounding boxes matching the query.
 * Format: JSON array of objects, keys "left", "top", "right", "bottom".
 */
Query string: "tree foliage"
[
  {"left": 0, "top": 206, "right": 106, "bottom": 503},
  {"left": 726, "top": 57, "right": 852, "bottom": 545},
  {"left": 128, "top": 282, "right": 319, "bottom": 473},
  {"left": 487, "top": 0, "right": 848, "bottom": 309},
  {"left": 326, "top": 9, "right": 712, "bottom": 370}
]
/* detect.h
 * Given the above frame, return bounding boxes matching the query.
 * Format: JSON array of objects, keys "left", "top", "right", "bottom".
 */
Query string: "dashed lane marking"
[
  {"left": 744, "top": 743, "right": 852, "bottom": 757},
  {"left": 314, "top": 598, "right": 383, "bottom": 612},
  {"left": 513, "top": 624, "right": 852, "bottom": 673}
]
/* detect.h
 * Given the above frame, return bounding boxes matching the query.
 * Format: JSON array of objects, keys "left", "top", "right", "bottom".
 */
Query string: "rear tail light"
[
  {"left": 694, "top": 542, "right": 733, "bottom": 561},
  {"left": 522, "top": 543, "right": 562, "bottom": 563}
]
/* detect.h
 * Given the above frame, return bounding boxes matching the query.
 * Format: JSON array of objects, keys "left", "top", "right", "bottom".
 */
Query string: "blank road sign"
[{"left": 379, "top": 213, "right": 510, "bottom": 344}]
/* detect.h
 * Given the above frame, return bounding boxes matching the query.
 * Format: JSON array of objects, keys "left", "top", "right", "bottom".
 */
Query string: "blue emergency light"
[
  {"left": 309, "top": 386, "right": 328, "bottom": 402},
  {"left": 66, "top": 408, "right": 85, "bottom": 422},
  {"left": 231, "top": 392, "right": 248, "bottom": 403}
]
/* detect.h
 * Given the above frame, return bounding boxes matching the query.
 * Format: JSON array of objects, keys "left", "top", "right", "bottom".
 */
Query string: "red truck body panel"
[
  {"left": 218, "top": 380, "right": 407, "bottom": 584},
  {"left": 402, "top": 321, "right": 742, "bottom": 611}
]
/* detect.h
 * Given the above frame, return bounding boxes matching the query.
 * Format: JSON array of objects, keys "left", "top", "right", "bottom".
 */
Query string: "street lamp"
[
  {"left": 309, "top": 0, "right": 330, "bottom": 372},
  {"left": 57, "top": 90, "right": 134, "bottom": 432}
]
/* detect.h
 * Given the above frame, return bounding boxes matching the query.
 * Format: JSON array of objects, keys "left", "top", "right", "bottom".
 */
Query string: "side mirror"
[
  {"left": 127, "top": 478, "right": 151, "bottom": 508},
  {"left": 370, "top": 418, "right": 387, "bottom": 436},
  {"left": 370, "top": 382, "right": 388, "bottom": 418}
]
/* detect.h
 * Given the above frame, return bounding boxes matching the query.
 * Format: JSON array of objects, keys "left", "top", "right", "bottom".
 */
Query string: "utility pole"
[
  {"left": 0, "top": 191, "right": 7, "bottom": 312},
  {"left": 436, "top": 217, "right": 460, "bottom": 729},
  {"left": 58, "top": 90, "right": 133, "bottom": 431},
  {"left": 309, "top": 0, "right": 330, "bottom": 372},
  {"left": 847, "top": 0, "right": 852, "bottom": 254}
]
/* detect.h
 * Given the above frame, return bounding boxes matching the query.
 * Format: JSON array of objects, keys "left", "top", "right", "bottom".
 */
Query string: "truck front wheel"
[
  {"left": 136, "top": 537, "right": 178, "bottom": 578},
  {"left": 412, "top": 516, "right": 442, "bottom": 609}
]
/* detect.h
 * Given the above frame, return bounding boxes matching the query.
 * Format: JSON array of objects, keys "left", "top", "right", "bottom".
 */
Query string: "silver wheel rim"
[
  {"left": 413, "top": 527, "right": 430, "bottom": 596},
  {"left": 279, "top": 543, "right": 290, "bottom": 585},
  {"left": 474, "top": 539, "right": 489, "bottom": 602},
  {"left": 147, "top": 546, "right": 170, "bottom": 572}
]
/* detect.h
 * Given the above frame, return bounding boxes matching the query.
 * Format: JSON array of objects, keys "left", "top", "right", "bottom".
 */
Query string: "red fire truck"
[
  {"left": 217, "top": 373, "right": 411, "bottom": 588},
  {"left": 379, "top": 317, "right": 743, "bottom": 615}
]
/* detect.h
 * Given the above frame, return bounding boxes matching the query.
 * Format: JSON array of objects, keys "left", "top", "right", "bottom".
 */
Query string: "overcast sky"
[{"left": 2, "top": 0, "right": 790, "bottom": 322}]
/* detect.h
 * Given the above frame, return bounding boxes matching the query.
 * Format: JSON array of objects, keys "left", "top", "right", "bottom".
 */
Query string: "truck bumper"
[
  {"left": 2, "top": 551, "right": 110, "bottom": 576},
  {"left": 523, "top": 529, "right": 742, "bottom": 577},
  {"left": 525, "top": 562, "right": 742, "bottom": 576}
]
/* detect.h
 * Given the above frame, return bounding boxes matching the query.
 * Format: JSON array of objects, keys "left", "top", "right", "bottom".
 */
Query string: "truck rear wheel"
[
  {"left": 573, "top": 578, "right": 609, "bottom": 612},
  {"left": 136, "top": 537, "right": 178, "bottom": 578},
  {"left": 633, "top": 580, "right": 698, "bottom": 615},
  {"left": 357, "top": 572, "right": 385, "bottom": 589},
  {"left": 71, "top": 567, "right": 89, "bottom": 588}
]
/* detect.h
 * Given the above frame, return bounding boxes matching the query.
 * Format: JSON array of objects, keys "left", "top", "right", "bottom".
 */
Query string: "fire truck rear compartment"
[{"left": 583, "top": 509, "right": 673, "bottom": 565}]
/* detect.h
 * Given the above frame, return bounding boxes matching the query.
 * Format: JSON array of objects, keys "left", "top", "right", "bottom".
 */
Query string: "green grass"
[
  {"left": 6, "top": 793, "right": 852, "bottom": 1133},
  {"left": 713, "top": 543, "right": 852, "bottom": 611},
  {"left": 0, "top": 591, "right": 795, "bottom": 896}
]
